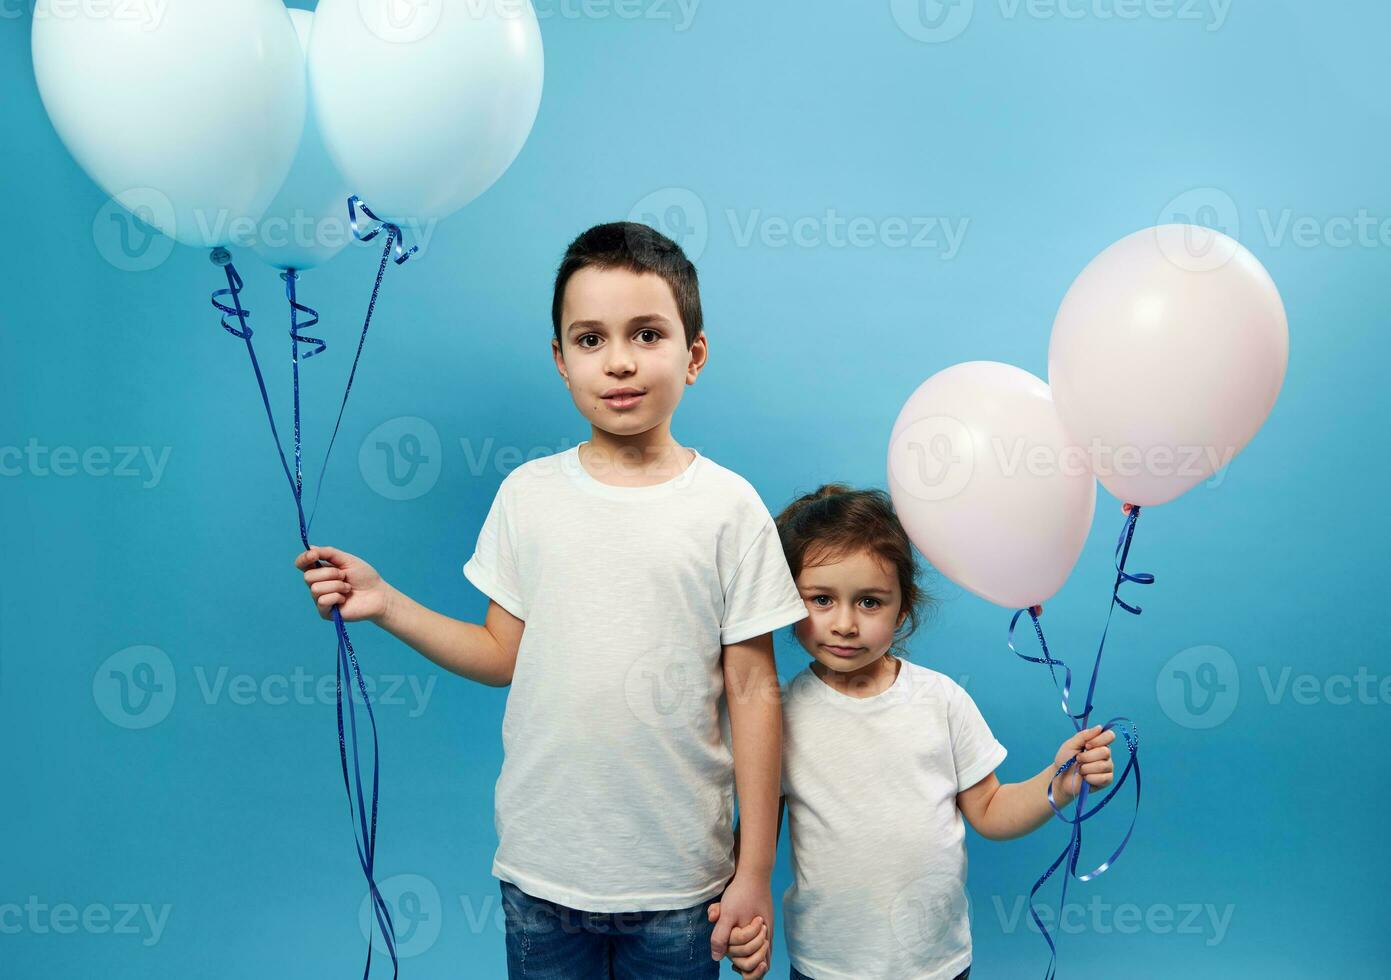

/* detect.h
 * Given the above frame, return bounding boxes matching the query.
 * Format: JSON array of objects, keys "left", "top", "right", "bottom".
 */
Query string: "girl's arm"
[
  {"left": 957, "top": 766, "right": 1074, "bottom": 841},
  {"left": 957, "top": 725, "right": 1115, "bottom": 841}
]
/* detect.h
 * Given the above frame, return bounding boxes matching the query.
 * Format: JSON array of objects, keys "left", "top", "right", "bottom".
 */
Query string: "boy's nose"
[{"left": 605, "top": 346, "right": 637, "bottom": 372}]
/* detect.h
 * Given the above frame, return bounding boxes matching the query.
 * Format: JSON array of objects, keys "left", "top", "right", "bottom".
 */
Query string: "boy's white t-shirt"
[
  {"left": 462, "top": 442, "right": 809, "bottom": 912},
  {"left": 780, "top": 657, "right": 1007, "bottom": 980}
]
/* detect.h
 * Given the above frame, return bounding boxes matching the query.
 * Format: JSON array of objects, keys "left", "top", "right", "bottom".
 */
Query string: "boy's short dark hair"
[{"left": 551, "top": 221, "right": 703, "bottom": 349}]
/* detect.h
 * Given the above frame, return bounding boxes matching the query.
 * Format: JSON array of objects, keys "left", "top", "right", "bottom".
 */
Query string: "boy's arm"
[
  {"left": 709, "top": 630, "right": 781, "bottom": 961},
  {"left": 377, "top": 589, "right": 523, "bottom": 688},
  {"left": 723, "top": 630, "right": 781, "bottom": 877},
  {"left": 731, "top": 795, "right": 785, "bottom": 864}
]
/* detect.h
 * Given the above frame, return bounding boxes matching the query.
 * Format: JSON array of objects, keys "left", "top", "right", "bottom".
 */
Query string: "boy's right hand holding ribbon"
[{"left": 294, "top": 545, "right": 394, "bottom": 624}]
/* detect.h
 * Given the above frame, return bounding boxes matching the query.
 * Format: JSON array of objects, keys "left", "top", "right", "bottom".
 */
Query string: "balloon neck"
[{"left": 209, "top": 247, "right": 232, "bottom": 267}]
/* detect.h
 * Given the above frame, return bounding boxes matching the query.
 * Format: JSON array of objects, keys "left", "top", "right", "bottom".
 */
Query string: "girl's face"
[{"left": 792, "top": 546, "right": 907, "bottom": 676}]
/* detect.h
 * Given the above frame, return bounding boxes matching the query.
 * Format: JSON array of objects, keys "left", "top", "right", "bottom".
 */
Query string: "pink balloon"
[
  {"left": 1048, "top": 225, "right": 1288, "bottom": 507},
  {"left": 887, "top": 361, "right": 1097, "bottom": 609}
]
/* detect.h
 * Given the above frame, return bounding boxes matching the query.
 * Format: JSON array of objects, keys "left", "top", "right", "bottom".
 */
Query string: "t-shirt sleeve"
[
  {"left": 946, "top": 679, "right": 1008, "bottom": 793},
  {"left": 720, "top": 518, "right": 809, "bottom": 645},
  {"left": 462, "top": 479, "right": 526, "bottom": 620}
]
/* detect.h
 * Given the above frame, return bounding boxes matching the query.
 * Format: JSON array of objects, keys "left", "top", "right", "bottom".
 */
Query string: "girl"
[{"left": 711, "top": 484, "right": 1116, "bottom": 980}]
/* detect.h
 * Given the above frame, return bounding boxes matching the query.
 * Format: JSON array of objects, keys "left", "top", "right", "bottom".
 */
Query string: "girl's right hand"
[{"left": 293, "top": 545, "right": 392, "bottom": 624}]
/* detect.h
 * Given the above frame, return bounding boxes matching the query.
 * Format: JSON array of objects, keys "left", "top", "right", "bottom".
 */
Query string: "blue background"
[{"left": 2, "top": 0, "right": 1385, "bottom": 977}]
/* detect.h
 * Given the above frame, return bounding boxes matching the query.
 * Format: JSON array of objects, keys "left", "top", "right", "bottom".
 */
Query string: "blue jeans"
[
  {"left": 500, "top": 879, "right": 720, "bottom": 979},
  {"left": 790, "top": 967, "right": 969, "bottom": 980}
]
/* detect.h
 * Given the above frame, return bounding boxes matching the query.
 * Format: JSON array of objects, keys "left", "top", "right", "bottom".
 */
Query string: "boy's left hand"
[
  {"left": 1052, "top": 724, "right": 1116, "bottom": 803},
  {"left": 708, "top": 871, "right": 773, "bottom": 977}
]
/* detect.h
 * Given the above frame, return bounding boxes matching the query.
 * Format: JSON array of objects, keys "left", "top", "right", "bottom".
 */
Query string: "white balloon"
[
  {"left": 1048, "top": 225, "right": 1289, "bottom": 507},
  {"left": 31, "top": 0, "right": 305, "bottom": 249},
  {"left": 308, "top": 0, "right": 544, "bottom": 226},
  {"left": 252, "top": 8, "right": 353, "bottom": 272},
  {"left": 887, "top": 361, "right": 1097, "bottom": 610}
]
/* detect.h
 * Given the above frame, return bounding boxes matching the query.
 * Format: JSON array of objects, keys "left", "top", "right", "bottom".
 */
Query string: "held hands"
[
  {"left": 706, "top": 905, "right": 769, "bottom": 978},
  {"left": 293, "top": 545, "right": 392, "bottom": 624},
  {"left": 1051, "top": 724, "right": 1116, "bottom": 804},
  {"left": 707, "top": 872, "right": 773, "bottom": 979}
]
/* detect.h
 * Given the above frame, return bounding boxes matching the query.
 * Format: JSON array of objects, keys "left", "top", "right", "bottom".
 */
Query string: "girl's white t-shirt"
[
  {"left": 463, "top": 442, "right": 809, "bottom": 911},
  {"left": 781, "top": 657, "right": 1007, "bottom": 980}
]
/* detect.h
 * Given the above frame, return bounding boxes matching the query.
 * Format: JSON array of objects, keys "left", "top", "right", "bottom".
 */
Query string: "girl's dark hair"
[
  {"left": 551, "top": 221, "right": 703, "bottom": 348},
  {"left": 773, "top": 484, "right": 935, "bottom": 657}
]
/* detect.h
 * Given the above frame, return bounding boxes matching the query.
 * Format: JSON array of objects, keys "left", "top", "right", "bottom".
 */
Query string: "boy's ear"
[
  {"left": 552, "top": 339, "right": 570, "bottom": 387},
  {"left": 686, "top": 331, "right": 708, "bottom": 383}
]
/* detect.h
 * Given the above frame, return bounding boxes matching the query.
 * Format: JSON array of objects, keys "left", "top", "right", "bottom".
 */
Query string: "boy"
[{"left": 294, "top": 222, "right": 803, "bottom": 978}]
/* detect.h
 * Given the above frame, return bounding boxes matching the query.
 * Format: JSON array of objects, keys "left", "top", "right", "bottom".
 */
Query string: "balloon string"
[
  {"left": 210, "top": 251, "right": 399, "bottom": 980},
  {"left": 335, "top": 606, "right": 398, "bottom": 980},
  {"left": 1005, "top": 505, "right": 1152, "bottom": 978},
  {"left": 349, "top": 193, "right": 419, "bottom": 264},
  {"left": 209, "top": 252, "right": 298, "bottom": 503},
  {"left": 284, "top": 264, "right": 399, "bottom": 980},
  {"left": 284, "top": 269, "right": 325, "bottom": 550},
  {"left": 305, "top": 195, "right": 409, "bottom": 535}
]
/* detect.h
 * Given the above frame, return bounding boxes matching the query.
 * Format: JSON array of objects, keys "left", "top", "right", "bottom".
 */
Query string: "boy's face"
[
  {"left": 552, "top": 266, "right": 706, "bottom": 440},
  {"left": 793, "top": 547, "right": 908, "bottom": 677}
]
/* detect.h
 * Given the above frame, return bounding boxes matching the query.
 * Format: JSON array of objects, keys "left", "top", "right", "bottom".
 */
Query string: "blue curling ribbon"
[
  {"left": 209, "top": 252, "right": 299, "bottom": 505},
  {"left": 282, "top": 269, "right": 326, "bottom": 551},
  {"left": 303, "top": 198, "right": 406, "bottom": 536},
  {"left": 210, "top": 249, "right": 400, "bottom": 979},
  {"left": 284, "top": 269, "right": 327, "bottom": 359},
  {"left": 348, "top": 194, "right": 419, "bottom": 264},
  {"left": 1005, "top": 504, "right": 1152, "bottom": 979}
]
